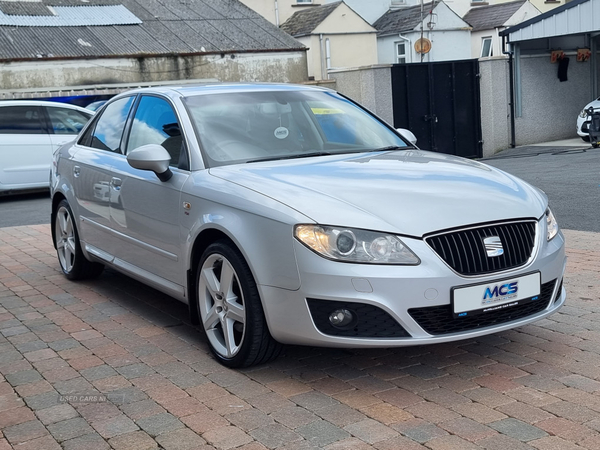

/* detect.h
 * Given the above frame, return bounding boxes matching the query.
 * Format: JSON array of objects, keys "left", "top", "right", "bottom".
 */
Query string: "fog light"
[{"left": 329, "top": 309, "right": 354, "bottom": 328}]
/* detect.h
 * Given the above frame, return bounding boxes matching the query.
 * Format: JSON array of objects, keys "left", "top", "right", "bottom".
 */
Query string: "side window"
[
  {"left": 46, "top": 107, "right": 91, "bottom": 135},
  {"left": 127, "top": 96, "right": 184, "bottom": 168},
  {"left": 89, "top": 96, "right": 134, "bottom": 152},
  {"left": 0, "top": 106, "right": 44, "bottom": 134}
]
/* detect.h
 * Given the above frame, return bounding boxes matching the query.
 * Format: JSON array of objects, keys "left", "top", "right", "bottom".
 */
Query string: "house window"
[
  {"left": 325, "top": 38, "right": 331, "bottom": 70},
  {"left": 296, "top": 0, "right": 312, "bottom": 3},
  {"left": 391, "top": 0, "right": 406, "bottom": 4},
  {"left": 481, "top": 37, "right": 493, "bottom": 57},
  {"left": 396, "top": 42, "right": 407, "bottom": 64}
]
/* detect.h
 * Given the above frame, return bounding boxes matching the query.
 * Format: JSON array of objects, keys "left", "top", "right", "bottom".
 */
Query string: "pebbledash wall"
[
  {"left": 0, "top": 52, "right": 308, "bottom": 95},
  {"left": 332, "top": 54, "right": 594, "bottom": 157}
]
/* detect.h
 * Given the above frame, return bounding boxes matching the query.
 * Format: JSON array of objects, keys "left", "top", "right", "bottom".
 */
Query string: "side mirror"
[
  {"left": 127, "top": 144, "right": 173, "bottom": 182},
  {"left": 397, "top": 128, "right": 418, "bottom": 146}
]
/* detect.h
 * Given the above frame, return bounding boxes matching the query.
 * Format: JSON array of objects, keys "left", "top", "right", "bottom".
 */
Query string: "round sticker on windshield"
[{"left": 274, "top": 127, "right": 289, "bottom": 139}]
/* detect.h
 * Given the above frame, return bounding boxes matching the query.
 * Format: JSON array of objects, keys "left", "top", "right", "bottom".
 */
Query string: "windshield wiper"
[
  {"left": 369, "top": 145, "right": 407, "bottom": 152},
  {"left": 246, "top": 151, "right": 333, "bottom": 163}
]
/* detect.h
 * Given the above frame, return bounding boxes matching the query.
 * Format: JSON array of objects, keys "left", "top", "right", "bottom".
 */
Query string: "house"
[
  {"left": 446, "top": 0, "right": 563, "bottom": 18},
  {"left": 280, "top": 2, "right": 378, "bottom": 80},
  {"left": 374, "top": 1, "right": 472, "bottom": 64},
  {"left": 463, "top": 0, "right": 540, "bottom": 58},
  {"left": 0, "top": 0, "right": 308, "bottom": 95},
  {"left": 499, "top": 0, "right": 600, "bottom": 145}
]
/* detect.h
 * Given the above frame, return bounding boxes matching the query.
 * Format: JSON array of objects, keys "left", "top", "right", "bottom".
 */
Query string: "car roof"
[
  {"left": 120, "top": 82, "right": 334, "bottom": 98},
  {"left": 0, "top": 100, "right": 92, "bottom": 113}
]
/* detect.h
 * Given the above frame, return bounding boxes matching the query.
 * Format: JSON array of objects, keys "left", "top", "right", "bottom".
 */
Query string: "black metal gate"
[{"left": 391, "top": 59, "right": 483, "bottom": 159}]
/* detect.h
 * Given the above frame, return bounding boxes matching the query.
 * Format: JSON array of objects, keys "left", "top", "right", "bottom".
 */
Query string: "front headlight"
[
  {"left": 546, "top": 208, "right": 559, "bottom": 241},
  {"left": 294, "top": 225, "right": 420, "bottom": 265}
]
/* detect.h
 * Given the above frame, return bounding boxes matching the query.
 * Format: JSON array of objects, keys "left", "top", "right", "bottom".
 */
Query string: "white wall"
[
  {"left": 378, "top": 29, "right": 472, "bottom": 64},
  {"left": 0, "top": 52, "right": 309, "bottom": 91}
]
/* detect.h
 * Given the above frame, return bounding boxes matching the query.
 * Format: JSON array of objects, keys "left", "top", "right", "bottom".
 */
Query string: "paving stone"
[
  {"left": 62, "top": 432, "right": 111, "bottom": 450},
  {"left": 116, "top": 363, "right": 156, "bottom": 380},
  {"left": 136, "top": 412, "right": 184, "bottom": 437},
  {"left": 5, "top": 370, "right": 42, "bottom": 387},
  {"left": 15, "top": 340, "right": 49, "bottom": 353},
  {"left": 24, "top": 391, "right": 60, "bottom": 410},
  {"left": 228, "top": 408, "right": 275, "bottom": 431},
  {"left": 290, "top": 391, "right": 341, "bottom": 411},
  {"left": 0, "top": 406, "right": 36, "bottom": 427},
  {"left": 297, "top": 419, "right": 350, "bottom": 447},
  {"left": 489, "top": 418, "right": 549, "bottom": 442},
  {"left": 108, "top": 430, "right": 158, "bottom": 450},
  {"left": 155, "top": 427, "right": 207, "bottom": 450},
  {"left": 315, "top": 403, "right": 368, "bottom": 427},
  {"left": 269, "top": 406, "right": 319, "bottom": 429},
  {"left": 6, "top": 434, "right": 61, "bottom": 450},
  {"left": 391, "top": 418, "right": 449, "bottom": 443},
  {"left": 92, "top": 414, "right": 139, "bottom": 439},
  {"left": 181, "top": 408, "right": 229, "bottom": 434},
  {"left": 80, "top": 364, "right": 118, "bottom": 381},
  {"left": 343, "top": 418, "right": 398, "bottom": 444},
  {"left": 47, "top": 417, "right": 93, "bottom": 442},
  {"left": 48, "top": 339, "right": 80, "bottom": 352},
  {"left": 250, "top": 423, "right": 303, "bottom": 449},
  {"left": 36, "top": 403, "right": 79, "bottom": 425},
  {"left": 3, "top": 419, "right": 49, "bottom": 445}
]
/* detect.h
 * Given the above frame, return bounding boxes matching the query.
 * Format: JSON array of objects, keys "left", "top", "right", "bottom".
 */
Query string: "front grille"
[
  {"left": 408, "top": 279, "right": 556, "bottom": 336},
  {"left": 426, "top": 221, "right": 537, "bottom": 276},
  {"left": 307, "top": 299, "right": 410, "bottom": 338}
]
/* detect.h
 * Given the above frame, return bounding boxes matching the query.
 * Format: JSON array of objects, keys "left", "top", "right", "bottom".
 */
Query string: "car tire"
[
  {"left": 196, "top": 240, "right": 282, "bottom": 368},
  {"left": 582, "top": 135, "right": 591, "bottom": 142},
  {"left": 54, "top": 199, "right": 104, "bottom": 280}
]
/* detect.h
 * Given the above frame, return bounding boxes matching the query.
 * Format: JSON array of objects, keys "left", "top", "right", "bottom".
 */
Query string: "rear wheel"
[
  {"left": 197, "top": 241, "right": 282, "bottom": 368},
  {"left": 54, "top": 200, "right": 104, "bottom": 280}
]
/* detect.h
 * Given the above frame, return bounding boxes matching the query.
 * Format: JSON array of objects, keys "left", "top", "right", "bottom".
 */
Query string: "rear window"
[{"left": 0, "top": 105, "right": 44, "bottom": 134}]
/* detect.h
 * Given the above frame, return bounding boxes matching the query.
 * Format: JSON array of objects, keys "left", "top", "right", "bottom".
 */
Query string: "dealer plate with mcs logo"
[{"left": 452, "top": 272, "right": 541, "bottom": 318}]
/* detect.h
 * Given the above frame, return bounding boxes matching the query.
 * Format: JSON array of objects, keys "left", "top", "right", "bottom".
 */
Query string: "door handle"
[
  {"left": 73, "top": 166, "right": 80, "bottom": 177},
  {"left": 111, "top": 177, "right": 122, "bottom": 190}
]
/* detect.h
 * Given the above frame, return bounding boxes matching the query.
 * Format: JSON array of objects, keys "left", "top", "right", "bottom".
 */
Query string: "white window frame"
[
  {"left": 481, "top": 37, "right": 493, "bottom": 57},
  {"left": 396, "top": 41, "right": 407, "bottom": 64}
]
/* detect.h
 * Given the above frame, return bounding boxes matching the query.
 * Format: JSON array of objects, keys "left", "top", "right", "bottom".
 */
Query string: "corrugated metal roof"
[
  {"left": 0, "top": 5, "right": 142, "bottom": 27},
  {"left": 463, "top": 1, "right": 526, "bottom": 32},
  {"left": 500, "top": 0, "right": 593, "bottom": 41},
  {"left": 0, "top": 0, "right": 306, "bottom": 60}
]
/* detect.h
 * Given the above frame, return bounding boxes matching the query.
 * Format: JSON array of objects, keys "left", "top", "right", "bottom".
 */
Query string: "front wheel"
[
  {"left": 196, "top": 241, "right": 282, "bottom": 368},
  {"left": 54, "top": 199, "right": 104, "bottom": 280}
]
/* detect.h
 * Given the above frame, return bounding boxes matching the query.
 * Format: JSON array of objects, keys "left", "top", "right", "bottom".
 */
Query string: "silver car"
[{"left": 50, "top": 84, "right": 566, "bottom": 368}]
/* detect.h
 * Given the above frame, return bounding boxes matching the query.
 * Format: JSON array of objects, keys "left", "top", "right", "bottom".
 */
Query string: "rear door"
[
  {"left": 0, "top": 105, "right": 52, "bottom": 189},
  {"left": 72, "top": 96, "right": 135, "bottom": 260}
]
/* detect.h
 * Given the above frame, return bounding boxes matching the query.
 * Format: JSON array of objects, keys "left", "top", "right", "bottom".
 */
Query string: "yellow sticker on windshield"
[{"left": 311, "top": 108, "right": 344, "bottom": 115}]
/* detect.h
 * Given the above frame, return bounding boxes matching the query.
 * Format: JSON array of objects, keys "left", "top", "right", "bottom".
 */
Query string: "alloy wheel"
[
  {"left": 198, "top": 254, "right": 247, "bottom": 358},
  {"left": 55, "top": 206, "right": 77, "bottom": 273}
]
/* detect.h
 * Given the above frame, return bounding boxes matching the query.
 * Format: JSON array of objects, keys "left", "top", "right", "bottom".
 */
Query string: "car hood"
[{"left": 209, "top": 150, "right": 547, "bottom": 237}]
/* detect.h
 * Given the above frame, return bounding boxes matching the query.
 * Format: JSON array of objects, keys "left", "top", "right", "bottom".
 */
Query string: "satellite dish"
[{"left": 414, "top": 38, "right": 432, "bottom": 54}]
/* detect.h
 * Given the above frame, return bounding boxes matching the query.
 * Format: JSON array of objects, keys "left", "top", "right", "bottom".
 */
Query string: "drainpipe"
[
  {"left": 397, "top": 34, "right": 412, "bottom": 63},
  {"left": 274, "top": 0, "right": 279, "bottom": 27},
  {"left": 502, "top": 34, "right": 516, "bottom": 148},
  {"left": 319, "top": 34, "right": 327, "bottom": 80}
]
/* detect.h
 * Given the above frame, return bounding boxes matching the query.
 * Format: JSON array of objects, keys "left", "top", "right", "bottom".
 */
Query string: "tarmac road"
[
  {"left": 0, "top": 190, "right": 51, "bottom": 228},
  {"left": 483, "top": 146, "right": 600, "bottom": 233}
]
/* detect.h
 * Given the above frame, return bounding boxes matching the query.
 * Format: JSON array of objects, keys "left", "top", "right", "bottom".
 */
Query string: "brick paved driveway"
[{"left": 0, "top": 225, "right": 599, "bottom": 450}]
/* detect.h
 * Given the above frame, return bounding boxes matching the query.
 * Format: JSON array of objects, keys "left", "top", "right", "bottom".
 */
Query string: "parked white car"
[
  {"left": 576, "top": 97, "right": 600, "bottom": 141},
  {"left": 0, "top": 100, "right": 93, "bottom": 194}
]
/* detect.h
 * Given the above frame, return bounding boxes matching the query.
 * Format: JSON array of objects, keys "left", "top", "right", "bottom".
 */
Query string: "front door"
[{"left": 111, "top": 95, "right": 189, "bottom": 288}]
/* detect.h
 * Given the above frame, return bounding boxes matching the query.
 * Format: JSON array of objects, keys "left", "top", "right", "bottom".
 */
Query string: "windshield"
[{"left": 183, "top": 90, "right": 409, "bottom": 167}]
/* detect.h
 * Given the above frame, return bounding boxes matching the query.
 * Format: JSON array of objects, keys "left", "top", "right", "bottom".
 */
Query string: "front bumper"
[{"left": 259, "top": 228, "right": 566, "bottom": 347}]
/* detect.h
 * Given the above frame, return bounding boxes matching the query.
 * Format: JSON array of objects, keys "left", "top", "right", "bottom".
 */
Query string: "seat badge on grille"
[{"left": 483, "top": 236, "right": 504, "bottom": 257}]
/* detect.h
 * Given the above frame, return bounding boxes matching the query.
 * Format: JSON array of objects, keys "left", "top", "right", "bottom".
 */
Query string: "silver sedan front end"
[{"left": 260, "top": 216, "right": 566, "bottom": 347}]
